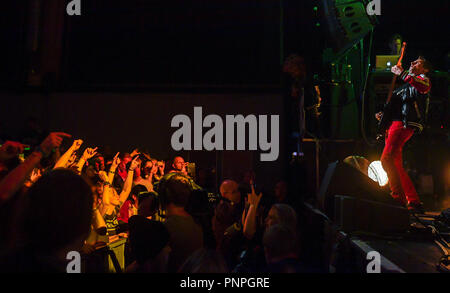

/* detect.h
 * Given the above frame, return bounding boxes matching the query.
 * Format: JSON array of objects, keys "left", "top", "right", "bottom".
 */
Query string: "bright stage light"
[{"left": 368, "top": 161, "right": 389, "bottom": 187}]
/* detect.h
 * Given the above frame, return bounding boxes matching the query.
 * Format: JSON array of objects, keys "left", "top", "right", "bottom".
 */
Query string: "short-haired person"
[
  {"left": 376, "top": 56, "right": 432, "bottom": 213},
  {"left": 126, "top": 215, "right": 171, "bottom": 273},
  {"left": 163, "top": 174, "right": 203, "bottom": 272},
  {"left": 212, "top": 180, "right": 244, "bottom": 254},
  {"left": 169, "top": 156, "right": 188, "bottom": 176}
]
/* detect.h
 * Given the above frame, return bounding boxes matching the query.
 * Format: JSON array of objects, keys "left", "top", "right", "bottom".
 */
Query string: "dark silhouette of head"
[
  {"left": 263, "top": 224, "right": 298, "bottom": 265},
  {"left": 23, "top": 168, "right": 93, "bottom": 253},
  {"left": 165, "top": 174, "right": 192, "bottom": 208},
  {"left": 178, "top": 249, "right": 228, "bottom": 273}
]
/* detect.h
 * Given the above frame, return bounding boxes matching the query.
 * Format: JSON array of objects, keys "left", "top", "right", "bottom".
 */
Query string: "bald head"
[
  {"left": 172, "top": 156, "right": 185, "bottom": 171},
  {"left": 220, "top": 180, "right": 241, "bottom": 204}
]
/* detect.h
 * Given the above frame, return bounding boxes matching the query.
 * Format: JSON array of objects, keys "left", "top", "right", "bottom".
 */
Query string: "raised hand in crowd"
[
  {"left": 83, "top": 147, "right": 98, "bottom": 160},
  {"left": 107, "top": 152, "right": 121, "bottom": 182},
  {"left": 243, "top": 180, "right": 262, "bottom": 240},
  {"left": 130, "top": 148, "right": 140, "bottom": 158},
  {"left": 76, "top": 147, "right": 98, "bottom": 173},
  {"left": 111, "top": 152, "right": 121, "bottom": 171},
  {"left": 158, "top": 160, "right": 165, "bottom": 175},
  {"left": 24, "top": 168, "right": 42, "bottom": 188},
  {"left": 0, "top": 132, "right": 71, "bottom": 204},
  {"left": 129, "top": 155, "right": 140, "bottom": 171},
  {"left": 53, "top": 136, "right": 81, "bottom": 168},
  {"left": 248, "top": 181, "right": 262, "bottom": 207},
  {"left": 103, "top": 154, "right": 138, "bottom": 212},
  {"left": 150, "top": 160, "right": 159, "bottom": 175},
  {"left": 40, "top": 132, "right": 72, "bottom": 156}
]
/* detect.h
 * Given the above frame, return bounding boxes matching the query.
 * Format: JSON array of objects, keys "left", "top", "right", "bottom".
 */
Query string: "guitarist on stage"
[{"left": 376, "top": 56, "right": 432, "bottom": 213}]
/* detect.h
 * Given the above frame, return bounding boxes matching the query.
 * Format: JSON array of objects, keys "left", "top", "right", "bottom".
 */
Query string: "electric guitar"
[{"left": 376, "top": 42, "right": 407, "bottom": 140}]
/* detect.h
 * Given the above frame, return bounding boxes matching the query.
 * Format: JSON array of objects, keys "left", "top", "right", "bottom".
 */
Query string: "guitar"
[{"left": 376, "top": 42, "right": 407, "bottom": 140}]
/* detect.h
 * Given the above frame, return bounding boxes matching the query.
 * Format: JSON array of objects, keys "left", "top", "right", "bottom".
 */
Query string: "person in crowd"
[
  {"left": 126, "top": 215, "right": 171, "bottom": 273},
  {"left": 274, "top": 181, "right": 288, "bottom": 204},
  {"left": 178, "top": 248, "right": 228, "bottom": 273},
  {"left": 212, "top": 180, "right": 243, "bottom": 246},
  {"left": 1, "top": 168, "right": 93, "bottom": 272},
  {"left": 0, "top": 132, "right": 71, "bottom": 205},
  {"left": 264, "top": 204, "right": 298, "bottom": 234},
  {"left": 101, "top": 152, "right": 139, "bottom": 238},
  {"left": 138, "top": 191, "right": 160, "bottom": 220},
  {"left": 54, "top": 139, "right": 83, "bottom": 169},
  {"left": 118, "top": 184, "right": 147, "bottom": 223},
  {"left": 263, "top": 180, "right": 298, "bottom": 213},
  {"left": 263, "top": 224, "right": 303, "bottom": 273},
  {"left": 117, "top": 152, "right": 132, "bottom": 182},
  {"left": 0, "top": 130, "right": 316, "bottom": 273},
  {"left": 169, "top": 156, "right": 188, "bottom": 176},
  {"left": 162, "top": 174, "right": 204, "bottom": 272},
  {"left": 131, "top": 156, "right": 156, "bottom": 192}
]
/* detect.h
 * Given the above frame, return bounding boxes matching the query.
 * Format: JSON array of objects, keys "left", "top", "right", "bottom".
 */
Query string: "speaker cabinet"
[{"left": 318, "top": 161, "right": 400, "bottom": 219}]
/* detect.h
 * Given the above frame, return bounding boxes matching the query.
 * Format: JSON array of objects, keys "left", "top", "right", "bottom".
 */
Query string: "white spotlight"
[{"left": 368, "top": 161, "right": 389, "bottom": 187}]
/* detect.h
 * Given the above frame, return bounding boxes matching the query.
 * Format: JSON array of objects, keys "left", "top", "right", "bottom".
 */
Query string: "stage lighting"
[{"left": 368, "top": 160, "right": 388, "bottom": 186}]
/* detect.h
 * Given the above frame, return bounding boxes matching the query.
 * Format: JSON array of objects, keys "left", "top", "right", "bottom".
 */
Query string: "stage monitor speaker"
[
  {"left": 318, "top": 160, "right": 400, "bottom": 219},
  {"left": 322, "top": 0, "right": 377, "bottom": 60}
]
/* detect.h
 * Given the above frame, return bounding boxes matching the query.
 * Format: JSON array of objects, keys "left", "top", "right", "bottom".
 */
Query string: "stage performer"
[{"left": 376, "top": 56, "right": 432, "bottom": 213}]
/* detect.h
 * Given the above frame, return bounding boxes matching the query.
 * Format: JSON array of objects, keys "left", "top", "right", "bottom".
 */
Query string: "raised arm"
[
  {"left": 118, "top": 156, "right": 139, "bottom": 204},
  {"left": 107, "top": 152, "right": 120, "bottom": 184},
  {"left": 54, "top": 139, "right": 83, "bottom": 168},
  {"left": 0, "top": 132, "right": 71, "bottom": 204},
  {"left": 242, "top": 183, "right": 262, "bottom": 240},
  {"left": 76, "top": 147, "right": 98, "bottom": 174}
]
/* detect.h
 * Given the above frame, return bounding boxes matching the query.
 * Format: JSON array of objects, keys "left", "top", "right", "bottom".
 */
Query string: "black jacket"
[{"left": 391, "top": 74, "right": 430, "bottom": 132}]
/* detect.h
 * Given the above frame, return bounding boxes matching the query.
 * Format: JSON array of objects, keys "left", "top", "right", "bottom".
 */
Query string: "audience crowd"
[{"left": 0, "top": 131, "right": 328, "bottom": 273}]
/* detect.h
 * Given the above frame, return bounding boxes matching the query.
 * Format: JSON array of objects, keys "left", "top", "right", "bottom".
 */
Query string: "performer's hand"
[
  {"left": 375, "top": 111, "right": 383, "bottom": 121},
  {"left": 391, "top": 65, "right": 403, "bottom": 76}
]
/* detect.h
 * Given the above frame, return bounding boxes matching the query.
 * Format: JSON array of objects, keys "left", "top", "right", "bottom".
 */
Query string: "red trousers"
[{"left": 381, "top": 121, "right": 420, "bottom": 205}]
